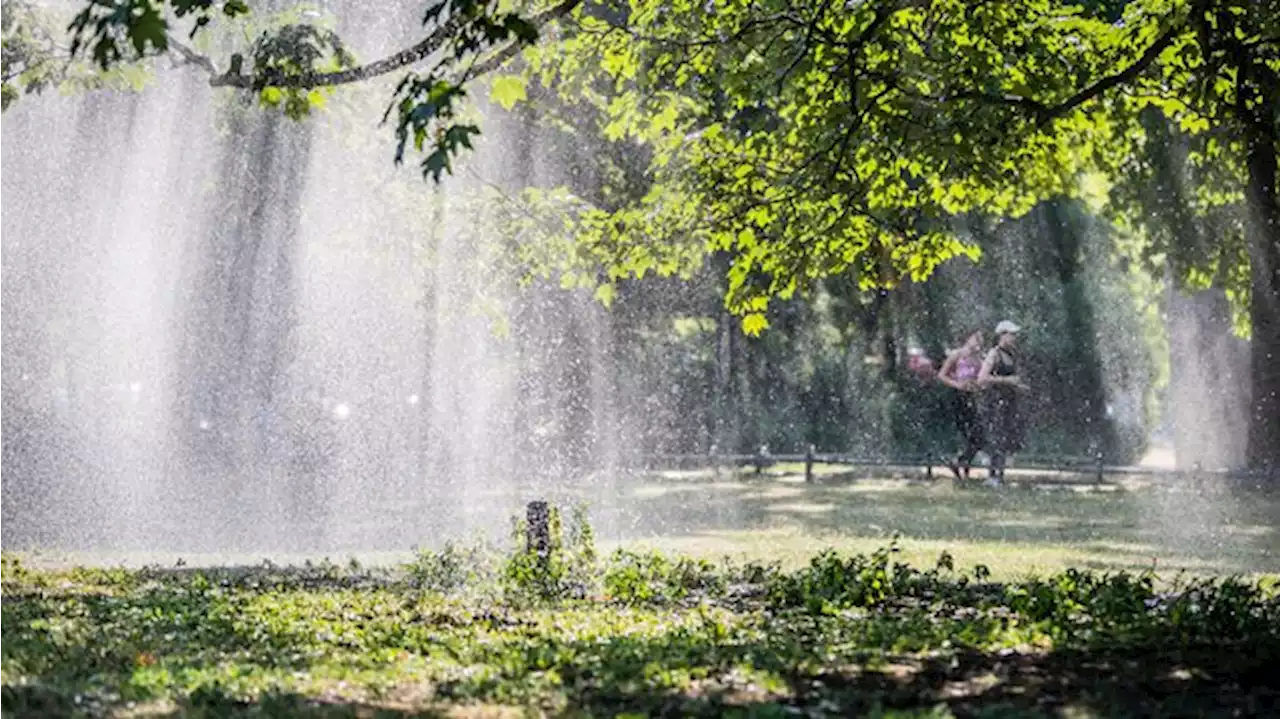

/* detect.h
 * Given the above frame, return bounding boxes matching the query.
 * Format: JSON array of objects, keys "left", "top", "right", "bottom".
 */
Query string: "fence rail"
[{"left": 635, "top": 450, "right": 1274, "bottom": 485}]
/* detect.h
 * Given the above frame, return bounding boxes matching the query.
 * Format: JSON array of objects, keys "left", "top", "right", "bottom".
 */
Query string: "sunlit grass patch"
[
  {"left": 601, "top": 469, "right": 1280, "bottom": 579},
  {"left": 616, "top": 529, "right": 1063, "bottom": 570}
]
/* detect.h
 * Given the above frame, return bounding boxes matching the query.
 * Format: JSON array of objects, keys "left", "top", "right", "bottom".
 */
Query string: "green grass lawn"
[
  {"left": 5, "top": 470, "right": 1280, "bottom": 717},
  {"left": 15, "top": 467, "right": 1279, "bottom": 580},
  {"left": 585, "top": 468, "right": 1280, "bottom": 580}
]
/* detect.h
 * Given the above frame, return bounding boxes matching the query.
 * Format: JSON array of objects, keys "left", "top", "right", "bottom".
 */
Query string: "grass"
[
  {"left": 15, "top": 466, "right": 1280, "bottom": 580},
  {"left": 5, "top": 471, "right": 1280, "bottom": 717},
  {"left": 589, "top": 467, "right": 1280, "bottom": 580}
]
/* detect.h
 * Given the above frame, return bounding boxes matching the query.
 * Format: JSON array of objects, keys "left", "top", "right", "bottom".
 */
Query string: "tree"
[
  {"left": 499, "top": 0, "right": 1279, "bottom": 470},
  {"left": 1093, "top": 0, "right": 1279, "bottom": 472}
]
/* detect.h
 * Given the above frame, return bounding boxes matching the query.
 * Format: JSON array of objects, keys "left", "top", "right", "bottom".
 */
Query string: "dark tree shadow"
[{"left": 437, "top": 619, "right": 1280, "bottom": 718}]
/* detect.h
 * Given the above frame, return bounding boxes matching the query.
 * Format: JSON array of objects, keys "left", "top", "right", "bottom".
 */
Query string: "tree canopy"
[
  {"left": 3, "top": 0, "right": 1272, "bottom": 312},
  {"left": 498, "top": 0, "right": 1274, "bottom": 330}
]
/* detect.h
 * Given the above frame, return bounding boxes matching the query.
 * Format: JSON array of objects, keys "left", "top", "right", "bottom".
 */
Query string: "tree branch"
[
  {"left": 462, "top": 35, "right": 526, "bottom": 80},
  {"left": 168, "top": 38, "right": 218, "bottom": 76},
  {"left": 210, "top": 12, "right": 466, "bottom": 88},
  {"left": 926, "top": 20, "right": 1185, "bottom": 127},
  {"left": 208, "top": 0, "right": 582, "bottom": 90},
  {"left": 1035, "top": 22, "right": 1184, "bottom": 125}
]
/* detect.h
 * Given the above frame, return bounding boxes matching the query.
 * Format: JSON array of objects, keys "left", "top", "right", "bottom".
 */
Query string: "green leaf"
[
  {"left": 741, "top": 313, "right": 769, "bottom": 336},
  {"left": 593, "top": 283, "right": 617, "bottom": 307},
  {"left": 128, "top": 3, "right": 169, "bottom": 57},
  {"left": 490, "top": 75, "right": 528, "bottom": 111}
]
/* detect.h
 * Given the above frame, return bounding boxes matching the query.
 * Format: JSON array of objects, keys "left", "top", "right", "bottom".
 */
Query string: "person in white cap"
[{"left": 978, "top": 320, "right": 1030, "bottom": 484}]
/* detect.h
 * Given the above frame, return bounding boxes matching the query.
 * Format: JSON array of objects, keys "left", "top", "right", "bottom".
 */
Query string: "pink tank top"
[{"left": 954, "top": 355, "right": 980, "bottom": 382}]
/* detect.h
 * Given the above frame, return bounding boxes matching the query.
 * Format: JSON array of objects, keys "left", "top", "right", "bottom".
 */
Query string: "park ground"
[{"left": 4, "top": 467, "right": 1280, "bottom": 717}]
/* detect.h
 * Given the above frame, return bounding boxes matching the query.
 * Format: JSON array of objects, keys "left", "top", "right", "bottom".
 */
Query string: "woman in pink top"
[{"left": 937, "top": 329, "right": 985, "bottom": 480}]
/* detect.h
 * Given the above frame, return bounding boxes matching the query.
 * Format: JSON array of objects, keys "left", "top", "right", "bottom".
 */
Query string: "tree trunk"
[
  {"left": 1236, "top": 37, "right": 1280, "bottom": 473},
  {"left": 1243, "top": 130, "right": 1280, "bottom": 473}
]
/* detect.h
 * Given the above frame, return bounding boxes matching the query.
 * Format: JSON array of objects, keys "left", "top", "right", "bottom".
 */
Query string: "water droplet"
[
  {"left": 332, "top": 403, "right": 351, "bottom": 420},
  {"left": 407, "top": 394, "right": 420, "bottom": 405}
]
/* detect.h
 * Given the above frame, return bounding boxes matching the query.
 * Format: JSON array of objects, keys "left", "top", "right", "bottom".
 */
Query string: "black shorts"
[{"left": 954, "top": 393, "right": 983, "bottom": 445}]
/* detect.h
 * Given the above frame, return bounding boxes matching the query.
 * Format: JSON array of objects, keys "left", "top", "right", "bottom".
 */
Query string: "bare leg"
[{"left": 989, "top": 453, "right": 1005, "bottom": 483}]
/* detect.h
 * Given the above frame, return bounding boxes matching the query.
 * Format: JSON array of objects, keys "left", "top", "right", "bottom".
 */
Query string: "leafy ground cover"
[{"left": 5, "top": 504, "right": 1280, "bottom": 718}]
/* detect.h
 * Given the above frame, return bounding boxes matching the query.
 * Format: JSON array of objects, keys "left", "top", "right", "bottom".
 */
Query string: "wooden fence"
[{"left": 636, "top": 449, "right": 1273, "bottom": 486}]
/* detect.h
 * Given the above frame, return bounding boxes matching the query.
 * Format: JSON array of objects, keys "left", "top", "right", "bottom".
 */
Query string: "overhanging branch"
[
  {"left": 210, "top": 12, "right": 466, "bottom": 89},
  {"left": 207, "top": 0, "right": 581, "bottom": 90}
]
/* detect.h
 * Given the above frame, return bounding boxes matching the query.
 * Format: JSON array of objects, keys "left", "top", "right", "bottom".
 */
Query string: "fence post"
[
  {"left": 526, "top": 500, "right": 551, "bottom": 560},
  {"left": 805, "top": 444, "right": 815, "bottom": 484}
]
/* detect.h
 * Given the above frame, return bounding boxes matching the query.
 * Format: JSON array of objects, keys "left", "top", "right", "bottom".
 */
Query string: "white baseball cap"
[{"left": 994, "top": 320, "right": 1021, "bottom": 334}]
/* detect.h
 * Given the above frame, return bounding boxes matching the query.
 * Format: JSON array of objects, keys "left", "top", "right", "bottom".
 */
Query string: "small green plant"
[
  {"left": 761, "top": 540, "right": 1001, "bottom": 616},
  {"left": 566, "top": 502, "right": 598, "bottom": 573},
  {"left": 406, "top": 540, "right": 497, "bottom": 593},
  {"left": 502, "top": 502, "right": 599, "bottom": 601},
  {"left": 0, "top": 553, "right": 29, "bottom": 584},
  {"left": 603, "top": 550, "right": 730, "bottom": 604}
]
